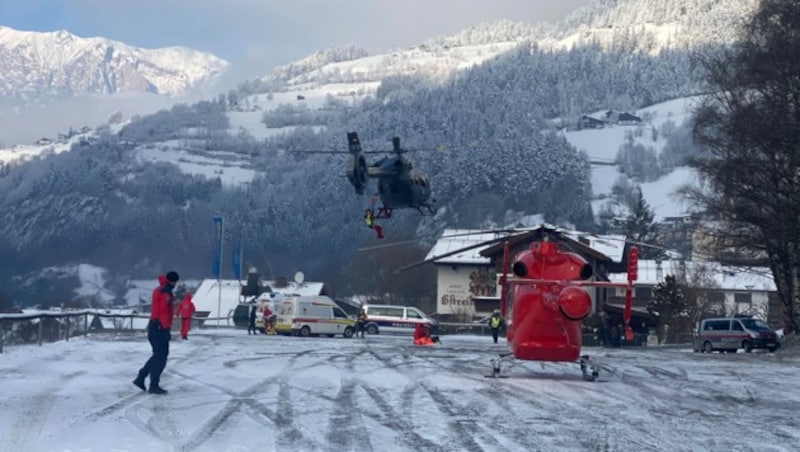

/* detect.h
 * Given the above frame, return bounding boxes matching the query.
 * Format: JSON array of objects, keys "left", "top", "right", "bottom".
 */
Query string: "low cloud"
[{"left": 0, "top": 94, "right": 175, "bottom": 145}]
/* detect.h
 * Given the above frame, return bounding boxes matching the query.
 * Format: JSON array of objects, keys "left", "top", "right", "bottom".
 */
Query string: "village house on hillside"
[
  {"left": 605, "top": 110, "right": 642, "bottom": 125},
  {"left": 578, "top": 115, "right": 607, "bottom": 129}
]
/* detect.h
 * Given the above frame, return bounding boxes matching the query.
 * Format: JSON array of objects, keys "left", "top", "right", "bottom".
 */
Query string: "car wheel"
[
  {"left": 703, "top": 341, "right": 713, "bottom": 353},
  {"left": 743, "top": 341, "right": 753, "bottom": 353},
  {"left": 366, "top": 324, "right": 379, "bottom": 335},
  {"left": 343, "top": 327, "right": 354, "bottom": 338},
  {"left": 299, "top": 326, "right": 311, "bottom": 337}
]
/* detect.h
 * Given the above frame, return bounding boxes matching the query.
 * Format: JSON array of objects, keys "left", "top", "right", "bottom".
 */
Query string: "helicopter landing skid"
[
  {"left": 578, "top": 355, "right": 599, "bottom": 382},
  {"left": 485, "top": 353, "right": 514, "bottom": 378}
]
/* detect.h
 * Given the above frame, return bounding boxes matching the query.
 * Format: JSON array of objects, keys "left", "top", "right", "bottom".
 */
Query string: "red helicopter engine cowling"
[
  {"left": 506, "top": 241, "right": 593, "bottom": 362},
  {"left": 558, "top": 286, "right": 591, "bottom": 321}
]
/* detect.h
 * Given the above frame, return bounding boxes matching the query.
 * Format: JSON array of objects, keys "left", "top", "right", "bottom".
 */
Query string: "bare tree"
[{"left": 684, "top": 0, "right": 800, "bottom": 333}]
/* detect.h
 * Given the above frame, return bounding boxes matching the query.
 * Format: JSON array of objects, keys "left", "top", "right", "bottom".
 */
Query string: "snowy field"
[{"left": 1, "top": 330, "right": 798, "bottom": 452}]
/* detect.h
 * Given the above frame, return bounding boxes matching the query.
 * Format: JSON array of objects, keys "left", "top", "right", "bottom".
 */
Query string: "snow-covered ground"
[{"left": 1, "top": 330, "right": 797, "bottom": 451}]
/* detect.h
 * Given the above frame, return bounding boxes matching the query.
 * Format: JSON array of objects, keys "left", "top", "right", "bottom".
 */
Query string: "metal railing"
[{"left": 0, "top": 311, "right": 233, "bottom": 353}]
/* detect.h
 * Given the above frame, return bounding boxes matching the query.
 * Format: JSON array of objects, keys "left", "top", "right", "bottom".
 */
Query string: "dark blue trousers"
[{"left": 137, "top": 321, "right": 170, "bottom": 387}]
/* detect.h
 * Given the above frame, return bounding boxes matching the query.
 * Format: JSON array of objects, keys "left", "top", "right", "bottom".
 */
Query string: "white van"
[
  {"left": 693, "top": 315, "right": 779, "bottom": 353},
  {"left": 274, "top": 296, "right": 355, "bottom": 338},
  {"left": 361, "top": 304, "right": 437, "bottom": 335}
]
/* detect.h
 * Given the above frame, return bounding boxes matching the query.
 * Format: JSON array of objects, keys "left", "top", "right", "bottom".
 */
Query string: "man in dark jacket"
[{"left": 133, "top": 271, "right": 179, "bottom": 395}]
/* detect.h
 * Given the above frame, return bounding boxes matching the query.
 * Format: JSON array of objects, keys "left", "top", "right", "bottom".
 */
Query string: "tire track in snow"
[
  {"left": 359, "top": 385, "right": 447, "bottom": 452},
  {"left": 324, "top": 379, "right": 373, "bottom": 451},
  {"left": 364, "top": 347, "right": 487, "bottom": 451}
]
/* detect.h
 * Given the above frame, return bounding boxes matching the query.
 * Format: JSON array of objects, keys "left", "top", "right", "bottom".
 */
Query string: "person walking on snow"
[
  {"left": 133, "top": 271, "right": 179, "bottom": 395},
  {"left": 489, "top": 309, "right": 504, "bottom": 344},
  {"left": 177, "top": 293, "right": 195, "bottom": 340}
]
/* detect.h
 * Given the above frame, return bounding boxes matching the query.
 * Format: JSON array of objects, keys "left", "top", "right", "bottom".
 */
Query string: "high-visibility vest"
[{"left": 490, "top": 316, "right": 502, "bottom": 328}]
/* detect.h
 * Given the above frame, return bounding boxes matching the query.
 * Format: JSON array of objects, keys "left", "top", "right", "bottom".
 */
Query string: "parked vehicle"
[
  {"left": 274, "top": 296, "right": 355, "bottom": 338},
  {"left": 693, "top": 315, "right": 779, "bottom": 353},
  {"left": 361, "top": 304, "right": 437, "bottom": 335}
]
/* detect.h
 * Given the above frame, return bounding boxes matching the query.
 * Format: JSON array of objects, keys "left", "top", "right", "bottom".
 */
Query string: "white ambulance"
[{"left": 274, "top": 295, "right": 355, "bottom": 338}]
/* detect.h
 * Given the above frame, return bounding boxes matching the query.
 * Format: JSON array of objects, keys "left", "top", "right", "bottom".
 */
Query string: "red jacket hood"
[{"left": 157, "top": 274, "right": 168, "bottom": 286}]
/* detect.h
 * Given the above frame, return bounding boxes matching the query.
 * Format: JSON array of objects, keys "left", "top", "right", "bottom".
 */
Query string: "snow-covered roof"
[
  {"left": 561, "top": 231, "right": 628, "bottom": 263},
  {"left": 425, "top": 229, "right": 509, "bottom": 266},
  {"left": 426, "top": 226, "right": 632, "bottom": 266},
  {"left": 192, "top": 278, "right": 325, "bottom": 319},
  {"left": 608, "top": 259, "right": 776, "bottom": 291}
]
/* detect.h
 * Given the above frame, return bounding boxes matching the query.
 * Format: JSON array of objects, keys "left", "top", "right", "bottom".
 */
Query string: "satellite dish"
[{"left": 294, "top": 271, "right": 305, "bottom": 284}]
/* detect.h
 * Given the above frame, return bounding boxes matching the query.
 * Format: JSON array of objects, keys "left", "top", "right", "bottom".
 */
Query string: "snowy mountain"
[
  {"left": 252, "top": 0, "right": 757, "bottom": 100},
  {"left": 0, "top": 25, "right": 229, "bottom": 103}
]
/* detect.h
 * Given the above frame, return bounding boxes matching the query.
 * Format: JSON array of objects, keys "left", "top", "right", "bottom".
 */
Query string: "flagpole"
[{"left": 216, "top": 216, "right": 224, "bottom": 328}]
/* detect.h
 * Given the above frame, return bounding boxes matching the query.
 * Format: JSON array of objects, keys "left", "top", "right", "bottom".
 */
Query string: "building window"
[
  {"left": 635, "top": 287, "right": 652, "bottom": 299},
  {"left": 734, "top": 293, "right": 752, "bottom": 304}
]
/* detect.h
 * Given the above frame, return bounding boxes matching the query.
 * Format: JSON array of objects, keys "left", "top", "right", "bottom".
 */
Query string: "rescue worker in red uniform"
[
  {"left": 133, "top": 271, "right": 179, "bottom": 395},
  {"left": 177, "top": 293, "right": 196, "bottom": 340},
  {"left": 413, "top": 323, "right": 435, "bottom": 346},
  {"left": 262, "top": 305, "right": 273, "bottom": 334}
]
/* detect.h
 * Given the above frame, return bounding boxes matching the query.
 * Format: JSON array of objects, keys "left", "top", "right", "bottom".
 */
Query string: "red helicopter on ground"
[{"left": 397, "top": 225, "right": 640, "bottom": 381}]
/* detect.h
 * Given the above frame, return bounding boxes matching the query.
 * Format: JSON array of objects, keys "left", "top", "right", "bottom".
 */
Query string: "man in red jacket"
[
  {"left": 177, "top": 293, "right": 196, "bottom": 340},
  {"left": 133, "top": 271, "right": 179, "bottom": 395}
]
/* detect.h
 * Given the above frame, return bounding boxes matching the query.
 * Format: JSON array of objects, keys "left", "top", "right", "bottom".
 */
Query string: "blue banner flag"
[
  {"left": 232, "top": 236, "right": 242, "bottom": 281},
  {"left": 212, "top": 216, "right": 223, "bottom": 278}
]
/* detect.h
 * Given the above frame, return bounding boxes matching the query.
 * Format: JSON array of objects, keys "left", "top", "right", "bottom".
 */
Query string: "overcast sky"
[{"left": 0, "top": 0, "right": 592, "bottom": 78}]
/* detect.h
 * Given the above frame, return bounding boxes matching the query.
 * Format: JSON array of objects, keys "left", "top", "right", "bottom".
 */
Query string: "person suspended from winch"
[{"left": 364, "top": 202, "right": 384, "bottom": 239}]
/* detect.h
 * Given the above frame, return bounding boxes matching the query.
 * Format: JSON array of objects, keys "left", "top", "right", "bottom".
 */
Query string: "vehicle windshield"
[{"left": 740, "top": 318, "right": 771, "bottom": 331}]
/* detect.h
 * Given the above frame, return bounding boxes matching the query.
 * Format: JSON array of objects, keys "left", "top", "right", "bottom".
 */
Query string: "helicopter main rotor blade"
[
  {"left": 394, "top": 235, "right": 510, "bottom": 273},
  {"left": 357, "top": 239, "right": 422, "bottom": 252}
]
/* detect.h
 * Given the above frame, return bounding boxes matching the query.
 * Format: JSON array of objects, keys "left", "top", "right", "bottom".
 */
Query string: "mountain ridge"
[{"left": 0, "top": 25, "right": 229, "bottom": 103}]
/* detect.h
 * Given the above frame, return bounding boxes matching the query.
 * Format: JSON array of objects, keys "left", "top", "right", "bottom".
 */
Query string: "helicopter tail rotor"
[
  {"left": 346, "top": 153, "right": 368, "bottom": 195},
  {"left": 345, "top": 132, "right": 368, "bottom": 194},
  {"left": 347, "top": 132, "right": 363, "bottom": 155}
]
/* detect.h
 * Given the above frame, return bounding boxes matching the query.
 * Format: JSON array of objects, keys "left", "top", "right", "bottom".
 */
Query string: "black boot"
[
  {"left": 149, "top": 385, "right": 168, "bottom": 395},
  {"left": 132, "top": 377, "right": 146, "bottom": 391}
]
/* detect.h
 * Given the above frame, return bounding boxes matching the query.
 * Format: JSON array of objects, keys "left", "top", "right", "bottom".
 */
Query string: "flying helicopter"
[
  {"left": 395, "top": 225, "right": 641, "bottom": 381},
  {"left": 296, "top": 132, "right": 437, "bottom": 219},
  {"left": 346, "top": 132, "right": 438, "bottom": 218}
]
